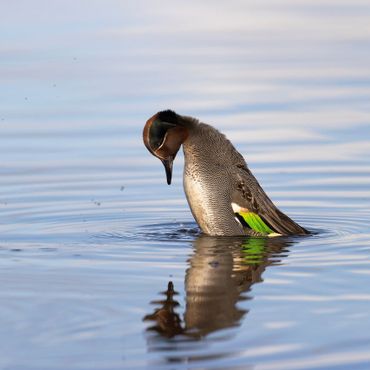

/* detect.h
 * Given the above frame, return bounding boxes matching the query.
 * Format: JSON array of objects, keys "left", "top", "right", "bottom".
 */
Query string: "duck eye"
[{"left": 149, "top": 120, "right": 176, "bottom": 150}]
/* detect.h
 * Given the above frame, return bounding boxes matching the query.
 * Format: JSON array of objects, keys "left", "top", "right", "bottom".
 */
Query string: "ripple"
[
  {"left": 95, "top": 222, "right": 200, "bottom": 243},
  {"left": 297, "top": 213, "right": 370, "bottom": 239},
  {"left": 1, "top": 1, "right": 370, "bottom": 369}
]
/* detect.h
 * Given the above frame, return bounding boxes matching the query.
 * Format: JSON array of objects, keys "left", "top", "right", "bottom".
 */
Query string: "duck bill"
[{"left": 161, "top": 158, "right": 173, "bottom": 185}]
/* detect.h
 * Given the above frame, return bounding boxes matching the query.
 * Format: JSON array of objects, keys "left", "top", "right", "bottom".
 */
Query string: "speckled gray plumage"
[{"left": 179, "top": 116, "right": 308, "bottom": 236}]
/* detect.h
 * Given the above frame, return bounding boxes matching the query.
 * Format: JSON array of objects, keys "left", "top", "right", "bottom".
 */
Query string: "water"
[{"left": 1, "top": 1, "right": 370, "bottom": 369}]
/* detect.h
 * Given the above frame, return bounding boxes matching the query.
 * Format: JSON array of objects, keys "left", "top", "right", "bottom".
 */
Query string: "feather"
[
  {"left": 238, "top": 211, "right": 274, "bottom": 234},
  {"left": 231, "top": 163, "right": 309, "bottom": 236}
]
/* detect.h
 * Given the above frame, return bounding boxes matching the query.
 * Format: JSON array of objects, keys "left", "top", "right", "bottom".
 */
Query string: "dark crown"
[{"left": 158, "top": 110, "right": 179, "bottom": 124}]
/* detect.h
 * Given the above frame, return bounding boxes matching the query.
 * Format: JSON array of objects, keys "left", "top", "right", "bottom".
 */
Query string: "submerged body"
[{"left": 143, "top": 110, "right": 309, "bottom": 237}]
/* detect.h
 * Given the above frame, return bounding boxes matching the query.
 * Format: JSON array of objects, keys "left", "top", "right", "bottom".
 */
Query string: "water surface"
[{"left": 1, "top": 1, "right": 370, "bottom": 369}]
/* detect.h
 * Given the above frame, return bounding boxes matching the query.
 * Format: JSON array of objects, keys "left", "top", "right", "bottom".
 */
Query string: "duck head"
[{"left": 143, "top": 110, "right": 188, "bottom": 185}]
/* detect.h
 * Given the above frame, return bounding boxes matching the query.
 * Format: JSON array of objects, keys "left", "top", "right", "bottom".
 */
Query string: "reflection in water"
[
  {"left": 144, "top": 235, "right": 294, "bottom": 341},
  {"left": 144, "top": 281, "right": 184, "bottom": 338}
]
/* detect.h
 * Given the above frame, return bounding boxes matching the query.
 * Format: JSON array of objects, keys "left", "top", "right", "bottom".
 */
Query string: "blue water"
[{"left": 1, "top": 1, "right": 370, "bottom": 369}]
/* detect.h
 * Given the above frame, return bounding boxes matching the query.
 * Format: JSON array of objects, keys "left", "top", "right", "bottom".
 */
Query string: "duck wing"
[{"left": 231, "top": 163, "right": 309, "bottom": 236}]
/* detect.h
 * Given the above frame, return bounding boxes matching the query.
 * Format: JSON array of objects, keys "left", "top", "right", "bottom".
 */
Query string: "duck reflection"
[
  {"left": 143, "top": 281, "right": 183, "bottom": 338},
  {"left": 144, "top": 235, "right": 293, "bottom": 339}
]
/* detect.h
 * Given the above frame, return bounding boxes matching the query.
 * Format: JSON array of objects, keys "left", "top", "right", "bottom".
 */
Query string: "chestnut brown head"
[{"left": 143, "top": 110, "right": 188, "bottom": 185}]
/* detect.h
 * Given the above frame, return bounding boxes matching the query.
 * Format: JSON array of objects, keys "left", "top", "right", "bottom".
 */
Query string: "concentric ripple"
[{"left": 1, "top": 0, "right": 370, "bottom": 369}]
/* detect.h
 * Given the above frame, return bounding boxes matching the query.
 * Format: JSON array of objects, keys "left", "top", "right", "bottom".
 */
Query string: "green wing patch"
[
  {"left": 238, "top": 211, "right": 274, "bottom": 234},
  {"left": 242, "top": 237, "right": 265, "bottom": 264}
]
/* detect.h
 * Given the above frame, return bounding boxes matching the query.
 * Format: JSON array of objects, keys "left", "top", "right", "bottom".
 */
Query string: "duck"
[{"left": 143, "top": 110, "right": 309, "bottom": 237}]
